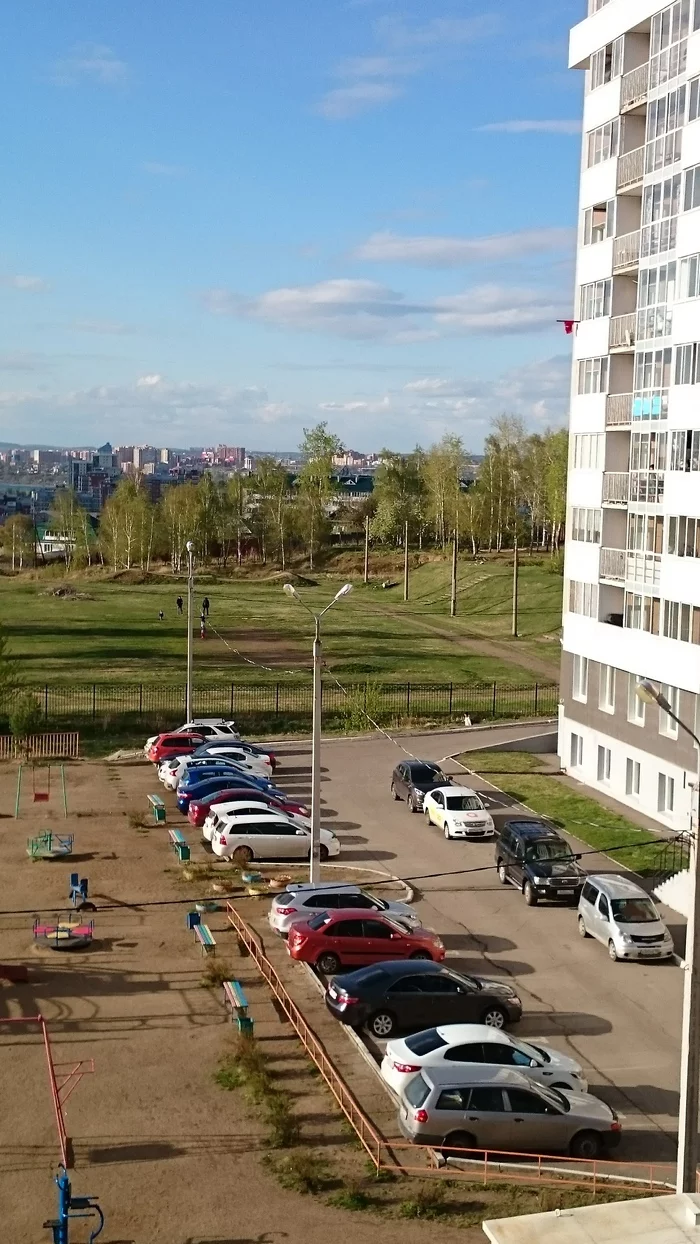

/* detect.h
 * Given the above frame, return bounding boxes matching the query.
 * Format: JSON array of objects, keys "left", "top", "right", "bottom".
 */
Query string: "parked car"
[
  {"left": 189, "top": 788, "right": 309, "bottom": 829},
  {"left": 325, "top": 960, "right": 522, "bottom": 1038},
  {"left": 397, "top": 1066, "right": 620, "bottom": 1159},
  {"left": 423, "top": 786, "right": 495, "bottom": 839},
  {"left": 178, "top": 772, "right": 287, "bottom": 814},
  {"left": 193, "top": 739, "right": 277, "bottom": 770},
  {"left": 287, "top": 910, "right": 442, "bottom": 974},
  {"left": 380, "top": 1023, "right": 587, "bottom": 1097},
  {"left": 495, "top": 819, "right": 586, "bottom": 906},
  {"left": 203, "top": 799, "right": 310, "bottom": 837},
  {"left": 578, "top": 874, "right": 674, "bottom": 962},
  {"left": 391, "top": 760, "right": 448, "bottom": 812},
  {"left": 144, "top": 719, "right": 239, "bottom": 753},
  {"left": 162, "top": 750, "right": 271, "bottom": 789},
  {"left": 210, "top": 814, "right": 340, "bottom": 863},
  {"left": 177, "top": 761, "right": 274, "bottom": 791},
  {"left": 268, "top": 882, "right": 420, "bottom": 937},
  {"left": 146, "top": 732, "right": 205, "bottom": 765}
]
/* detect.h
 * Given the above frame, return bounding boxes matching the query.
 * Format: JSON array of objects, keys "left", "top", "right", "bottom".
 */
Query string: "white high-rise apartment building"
[{"left": 561, "top": 0, "right": 700, "bottom": 832}]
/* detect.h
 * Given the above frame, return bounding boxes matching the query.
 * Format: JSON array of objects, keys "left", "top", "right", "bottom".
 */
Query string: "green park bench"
[
  {"left": 193, "top": 923, "right": 216, "bottom": 955},
  {"left": 148, "top": 793, "right": 166, "bottom": 824},
  {"left": 223, "top": 980, "right": 254, "bottom": 1034},
  {"left": 168, "top": 828, "right": 190, "bottom": 862}
]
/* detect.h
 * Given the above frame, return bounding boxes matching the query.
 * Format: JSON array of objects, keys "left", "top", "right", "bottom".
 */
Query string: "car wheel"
[
  {"left": 569, "top": 1130, "right": 603, "bottom": 1160},
  {"left": 523, "top": 882, "right": 538, "bottom": 907},
  {"left": 391, "top": 783, "right": 400, "bottom": 801},
  {"left": 497, "top": 862, "right": 508, "bottom": 885},
  {"left": 424, "top": 809, "right": 432, "bottom": 826},
  {"left": 368, "top": 1011, "right": 396, "bottom": 1038},
  {"left": 577, "top": 916, "right": 589, "bottom": 939},
  {"left": 317, "top": 951, "right": 341, "bottom": 975},
  {"left": 408, "top": 795, "right": 418, "bottom": 814},
  {"left": 444, "top": 824, "right": 452, "bottom": 840},
  {"left": 409, "top": 950, "right": 432, "bottom": 960},
  {"left": 481, "top": 1006, "right": 507, "bottom": 1029},
  {"left": 319, "top": 845, "right": 329, "bottom": 862},
  {"left": 608, "top": 940, "right": 619, "bottom": 962},
  {"left": 441, "top": 1131, "right": 476, "bottom": 1158},
  {"left": 550, "top": 1082, "right": 570, "bottom": 1091},
  {"left": 232, "top": 845, "right": 254, "bottom": 865}
]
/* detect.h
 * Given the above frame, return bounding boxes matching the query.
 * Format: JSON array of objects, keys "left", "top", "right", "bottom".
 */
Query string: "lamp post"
[
  {"left": 637, "top": 679, "right": 700, "bottom": 1191},
  {"left": 185, "top": 541, "right": 194, "bottom": 722},
  {"left": 283, "top": 582, "right": 353, "bottom": 882}
]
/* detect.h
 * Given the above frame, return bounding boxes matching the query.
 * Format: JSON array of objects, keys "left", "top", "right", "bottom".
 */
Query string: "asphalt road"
[{"left": 270, "top": 725, "right": 683, "bottom": 1167}]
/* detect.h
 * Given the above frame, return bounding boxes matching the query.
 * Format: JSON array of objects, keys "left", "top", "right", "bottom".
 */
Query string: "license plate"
[
  {"left": 557, "top": 889, "right": 574, "bottom": 896},
  {"left": 639, "top": 949, "right": 661, "bottom": 956}
]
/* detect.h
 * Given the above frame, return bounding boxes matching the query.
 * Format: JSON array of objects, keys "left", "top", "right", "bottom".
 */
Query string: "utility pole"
[
  {"left": 512, "top": 539, "right": 519, "bottom": 638},
  {"left": 363, "top": 514, "right": 369, "bottom": 584},
  {"left": 186, "top": 541, "right": 194, "bottom": 721},
  {"left": 403, "top": 520, "right": 409, "bottom": 602},
  {"left": 450, "top": 529, "right": 458, "bottom": 617}
]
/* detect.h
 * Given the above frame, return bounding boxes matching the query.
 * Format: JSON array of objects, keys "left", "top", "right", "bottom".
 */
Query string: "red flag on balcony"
[{"left": 558, "top": 319, "right": 578, "bottom": 334}]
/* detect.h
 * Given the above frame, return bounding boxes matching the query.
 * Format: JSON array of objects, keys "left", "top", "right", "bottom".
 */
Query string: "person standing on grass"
[
  {"left": 176, "top": 595, "right": 183, "bottom": 614},
  {"left": 202, "top": 596, "right": 210, "bottom": 617},
  {"left": 159, "top": 610, "right": 164, "bottom": 621},
  {"left": 200, "top": 611, "right": 206, "bottom": 640}
]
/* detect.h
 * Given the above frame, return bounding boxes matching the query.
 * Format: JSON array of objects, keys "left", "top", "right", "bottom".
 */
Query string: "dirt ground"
[{"left": 0, "top": 758, "right": 489, "bottom": 1244}]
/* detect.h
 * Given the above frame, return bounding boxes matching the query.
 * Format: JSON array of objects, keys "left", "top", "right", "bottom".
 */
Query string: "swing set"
[{"left": 15, "top": 764, "right": 68, "bottom": 818}]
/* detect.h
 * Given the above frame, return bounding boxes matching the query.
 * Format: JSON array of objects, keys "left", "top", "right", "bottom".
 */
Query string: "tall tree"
[
  {"left": 371, "top": 450, "right": 426, "bottom": 545},
  {"left": 2, "top": 514, "right": 35, "bottom": 570},
  {"left": 296, "top": 423, "right": 343, "bottom": 570},
  {"left": 423, "top": 435, "right": 470, "bottom": 548}
]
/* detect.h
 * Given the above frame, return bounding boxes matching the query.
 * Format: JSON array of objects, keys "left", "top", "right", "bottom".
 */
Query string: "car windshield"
[
  {"left": 445, "top": 795, "right": 483, "bottom": 811},
  {"left": 405, "top": 1029, "right": 448, "bottom": 1055},
  {"left": 611, "top": 897, "right": 659, "bottom": 924},
  {"left": 307, "top": 913, "right": 332, "bottom": 930},
  {"left": 410, "top": 766, "right": 440, "bottom": 783},
  {"left": 404, "top": 1075, "right": 431, "bottom": 1108},
  {"left": 525, "top": 841, "right": 574, "bottom": 863},
  {"left": 535, "top": 1084, "right": 569, "bottom": 1112}
]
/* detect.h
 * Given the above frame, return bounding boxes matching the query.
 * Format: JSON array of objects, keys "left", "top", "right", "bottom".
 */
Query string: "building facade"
[{"left": 561, "top": 0, "right": 700, "bottom": 832}]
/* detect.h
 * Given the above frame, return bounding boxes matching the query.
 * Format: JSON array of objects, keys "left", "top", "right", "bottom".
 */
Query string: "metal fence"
[
  {"left": 0, "top": 732, "right": 79, "bottom": 760},
  {"left": 20, "top": 680, "right": 559, "bottom": 728}
]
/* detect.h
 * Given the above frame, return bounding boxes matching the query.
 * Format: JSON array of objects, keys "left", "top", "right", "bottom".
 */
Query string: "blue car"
[
  {"left": 177, "top": 772, "right": 286, "bottom": 813},
  {"left": 178, "top": 762, "right": 262, "bottom": 790}
]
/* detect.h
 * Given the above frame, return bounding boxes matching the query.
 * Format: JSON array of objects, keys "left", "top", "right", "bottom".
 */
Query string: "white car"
[
  {"left": 193, "top": 744, "right": 272, "bottom": 775},
  {"left": 203, "top": 801, "right": 310, "bottom": 843},
  {"left": 160, "top": 751, "right": 270, "bottom": 789},
  {"left": 144, "top": 719, "right": 239, "bottom": 753},
  {"left": 268, "top": 882, "right": 421, "bottom": 936},
  {"left": 210, "top": 814, "right": 340, "bottom": 862},
  {"left": 423, "top": 786, "right": 495, "bottom": 839},
  {"left": 381, "top": 1024, "right": 587, "bottom": 1097}
]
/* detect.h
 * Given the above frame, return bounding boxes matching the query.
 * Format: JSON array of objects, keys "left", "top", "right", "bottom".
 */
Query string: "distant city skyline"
[{"left": 1, "top": 0, "right": 579, "bottom": 449}]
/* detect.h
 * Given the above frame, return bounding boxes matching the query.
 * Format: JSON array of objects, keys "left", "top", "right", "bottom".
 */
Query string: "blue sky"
[{"left": 0, "top": 0, "right": 584, "bottom": 451}]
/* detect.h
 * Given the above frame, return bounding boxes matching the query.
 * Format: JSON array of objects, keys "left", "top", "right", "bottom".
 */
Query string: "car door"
[
  {"left": 594, "top": 892, "right": 612, "bottom": 945},
  {"left": 502, "top": 1086, "right": 568, "bottom": 1153},
  {"left": 461, "top": 1087, "right": 509, "bottom": 1150},
  {"left": 361, "top": 918, "right": 404, "bottom": 962},
  {"left": 441, "top": 1041, "right": 485, "bottom": 1070},
  {"left": 509, "top": 836, "right": 526, "bottom": 887},
  {"left": 430, "top": 791, "right": 444, "bottom": 828},
  {"left": 327, "top": 919, "right": 367, "bottom": 965},
  {"left": 410, "top": 974, "right": 467, "bottom": 1027},
  {"left": 260, "top": 821, "right": 305, "bottom": 860},
  {"left": 394, "top": 765, "right": 407, "bottom": 797},
  {"left": 384, "top": 975, "right": 427, "bottom": 1027}
]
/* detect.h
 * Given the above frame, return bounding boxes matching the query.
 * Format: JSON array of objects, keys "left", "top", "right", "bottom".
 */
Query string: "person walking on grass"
[
  {"left": 158, "top": 610, "right": 164, "bottom": 622},
  {"left": 176, "top": 595, "right": 183, "bottom": 614},
  {"left": 202, "top": 596, "right": 210, "bottom": 617}
]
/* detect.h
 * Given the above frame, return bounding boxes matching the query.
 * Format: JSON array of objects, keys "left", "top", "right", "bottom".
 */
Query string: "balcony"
[
  {"left": 617, "top": 145, "right": 644, "bottom": 193},
  {"left": 609, "top": 312, "right": 636, "bottom": 352},
  {"left": 626, "top": 551, "right": 661, "bottom": 587},
  {"left": 602, "top": 472, "right": 629, "bottom": 506},
  {"left": 613, "top": 230, "right": 641, "bottom": 273},
  {"left": 620, "top": 63, "right": 649, "bottom": 112},
  {"left": 600, "top": 547, "right": 626, "bottom": 581},
  {"left": 605, "top": 393, "right": 633, "bottom": 427}
]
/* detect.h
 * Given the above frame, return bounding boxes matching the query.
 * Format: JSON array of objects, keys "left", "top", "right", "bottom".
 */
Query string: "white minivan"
[{"left": 577, "top": 874, "right": 674, "bottom": 962}]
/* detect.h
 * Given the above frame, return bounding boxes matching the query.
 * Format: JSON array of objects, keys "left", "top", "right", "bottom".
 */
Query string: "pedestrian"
[
  {"left": 158, "top": 610, "right": 164, "bottom": 622},
  {"left": 176, "top": 595, "right": 183, "bottom": 614},
  {"left": 202, "top": 596, "right": 210, "bottom": 617},
  {"left": 200, "top": 612, "right": 206, "bottom": 640}
]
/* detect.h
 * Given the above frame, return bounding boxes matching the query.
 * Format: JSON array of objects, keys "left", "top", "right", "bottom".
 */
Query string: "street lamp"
[
  {"left": 283, "top": 581, "right": 353, "bottom": 882},
  {"left": 185, "top": 541, "right": 195, "bottom": 722},
  {"left": 636, "top": 678, "right": 700, "bottom": 1191}
]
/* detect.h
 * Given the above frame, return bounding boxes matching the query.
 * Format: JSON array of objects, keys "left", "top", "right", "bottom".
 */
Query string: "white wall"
[{"left": 563, "top": 614, "right": 700, "bottom": 691}]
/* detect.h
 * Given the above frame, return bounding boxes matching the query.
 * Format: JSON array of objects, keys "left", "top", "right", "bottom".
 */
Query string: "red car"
[
  {"left": 147, "top": 732, "right": 205, "bottom": 765},
  {"left": 188, "top": 787, "right": 310, "bottom": 828},
  {"left": 287, "top": 909, "right": 445, "bottom": 975}
]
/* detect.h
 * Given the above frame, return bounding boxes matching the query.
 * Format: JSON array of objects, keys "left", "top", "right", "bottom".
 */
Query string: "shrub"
[
  {"left": 399, "top": 1181, "right": 448, "bottom": 1220},
  {"left": 10, "top": 692, "right": 42, "bottom": 750},
  {"left": 266, "top": 1093, "right": 301, "bottom": 1148},
  {"left": 328, "top": 1178, "right": 370, "bottom": 1211},
  {"left": 271, "top": 1150, "right": 330, "bottom": 1194}
]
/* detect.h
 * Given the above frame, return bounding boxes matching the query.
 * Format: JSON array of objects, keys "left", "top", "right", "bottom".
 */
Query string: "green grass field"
[{"left": 0, "top": 556, "right": 563, "bottom": 686}]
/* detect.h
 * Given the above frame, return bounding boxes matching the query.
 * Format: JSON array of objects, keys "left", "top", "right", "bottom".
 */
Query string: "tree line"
[{"left": 1, "top": 416, "right": 568, "bottom": 572}]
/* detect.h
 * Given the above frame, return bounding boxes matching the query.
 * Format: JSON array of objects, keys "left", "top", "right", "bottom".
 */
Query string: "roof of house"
[{"left": 483, "top": 1193, "right": 700, "bottom": 1244}]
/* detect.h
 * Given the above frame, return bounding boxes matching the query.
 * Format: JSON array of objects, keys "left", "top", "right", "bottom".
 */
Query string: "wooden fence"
[{"left": 0, "top": 732, "right": 80, "bottom": 760}]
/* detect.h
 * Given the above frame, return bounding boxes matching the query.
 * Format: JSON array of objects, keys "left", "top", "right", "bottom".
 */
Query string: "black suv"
[
  {"left": 391, "top": 760, "right": 447, "bottom": 813},
  {"left": 495, "top": 819, "right": 585, "bottom": 906}
]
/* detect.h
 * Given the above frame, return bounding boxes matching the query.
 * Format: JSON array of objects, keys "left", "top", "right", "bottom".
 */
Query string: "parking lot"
[{"left": 267, "top": 726, "right": 683, "bottom": 1164}]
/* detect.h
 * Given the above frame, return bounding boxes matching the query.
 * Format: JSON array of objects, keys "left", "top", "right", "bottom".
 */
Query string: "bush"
[
  {"left": 266, "top": 1093, "right": 301, "bottom": 1148},
  {"left": 9, "top": 692, "right": 42, "bottom": 746},
  {"left": 399, "top": 1181, "right": 448, "bottom": 1219},
  {"left": 328, "top": 1178, "right": 370, "bottom": 1211},
  {"left": 270, "top": 1150, "right": 330, "bottom": 1194}
]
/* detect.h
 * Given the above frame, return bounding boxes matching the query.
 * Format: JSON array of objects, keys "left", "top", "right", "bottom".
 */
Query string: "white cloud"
[
  {"left": 136, "top": 374, "right": 163, "bottom": 388},
  {"left": 353, "top": 227, "right": 574, "bottom": 267},
  {"left": 71, "top": 319, "right": 134, "bottom": 335},
  {"left": 1, "top": 274, "right": 48, "bottom": 291},
  {"left": 0, "top": 352, "right": 51, "bottom": 372},
  {"left": 317, "top": 82, "right": 403, "bottom": 120},
  {"left": 53, "top": 43, "right": 127, "bottom": 86},
  {"left": 376, "top": 15, "right": 501, "bottom": 50},
  {"left": 142, "top": 161, "right": 186, "bottom": 176},
  {"left": 202, "top": 277, "right": 564, "bottom": 341},
  {"left": 476, "top": 120, "right": 581, "bottom": 134}
]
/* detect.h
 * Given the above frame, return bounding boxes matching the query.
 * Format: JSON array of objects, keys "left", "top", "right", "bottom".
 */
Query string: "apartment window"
[
  {"left": 572, "top": 433, "right": 605, "bottom": 470},
  {"left": 572, "top": 655, "right": 589, "bottom": 702},
  {"left": 577, "top": 357, "right": 609, "bottom": 394},
  {"left": 646, "top": 85, "right": 685, "bottom": 174},
  {"left": 628, "top": 674, "right": 646, "bottom": 725},
  {"left": 569, "top": 581, "right": 599, "bottom": 620},
  {"left": 667, "top": 515, "right": 700, "bottom": 557},
  {"left": 662, "top": 599, "right": 700, "bottom": 643},
  {"left": 570, "top": 508, "right": 602, "bottom": 543},
  {"left": 637, "top": 264, "right": 675, "bottom": 341},
  {"left": 625, "top": 758, "right": 641, "bottom": 796},
  {"left": 642, "top": 174, "right": 681, "bottom": 257},
  {"left": 659, "top": 684, "right": 679, "bottom": 737},
  {"left": 650, "top": 0, "right": 690, "bottom": 91},
  {"left": 590, "top": 39, "right": 623, "bottom": 90},
  {"left": 624, "top": 592, "right": 661, "bottom": 634},
  {"left": 589, "top": 0, "right": 612, "bottom": 11},
  {"left": 583, "top": 200, "right": 616, "bottom": 246},
  {"left": 658, "top": 772, "right": 675, "bottom": 813},
  {"left": 679, "top": 252, "right": 700, "bottom": 299},
  {"left": 580, "top": 279, "right": 612, "bottom": 321},
  {"left": 597, "top": 745, "right": 612, "bottom": 783},
  {"left": 628, "top": 513, "right": 664, "bottom": 553},
  {"left": 670, "top": 429, "right": 700, "bottom": 471},
  {"left": 570, "top": 733, "right": 583, "bottom": 768},
  {"left": 630, "top": 430, "right": 667, "bottom": 471},
  {"left": 684, "top": 165, "right": 700, "bottom": 212},
  {"left": 599, "top": 664, "right": 616, "bottom": 713},
  {"left": 633, "top": 347, "right": 672, "bottom": 421},
  {"left": 690, "top": 75, "right": 700, "bottom": 122},
  {"left": 586, "top": 119, "right": 620, "bottom": 168}
]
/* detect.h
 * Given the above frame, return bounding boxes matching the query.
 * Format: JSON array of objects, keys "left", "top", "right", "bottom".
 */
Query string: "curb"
[
  {"left": 318, "top": 861, "right": 415, "bottom": 905},
  {"left": 264, "top": 718, "right": 558, "bottom": 748}
]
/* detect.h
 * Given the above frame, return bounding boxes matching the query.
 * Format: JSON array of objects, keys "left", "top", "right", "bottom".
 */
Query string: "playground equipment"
[
  {"left": 43, "top": 1166, "right": 104, "bottom": 1244},
  {"left": 27, "top": 832, "right": 74, "bottom": 860},
  {"left": 15, "top": 764, "right": 68, "bottom": 818},
  {"left": 33, "top": 915, "right": 94, "bottom": 952},
  {"left": 68, "top": 873, "right": 95, "bottom": 911}
]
